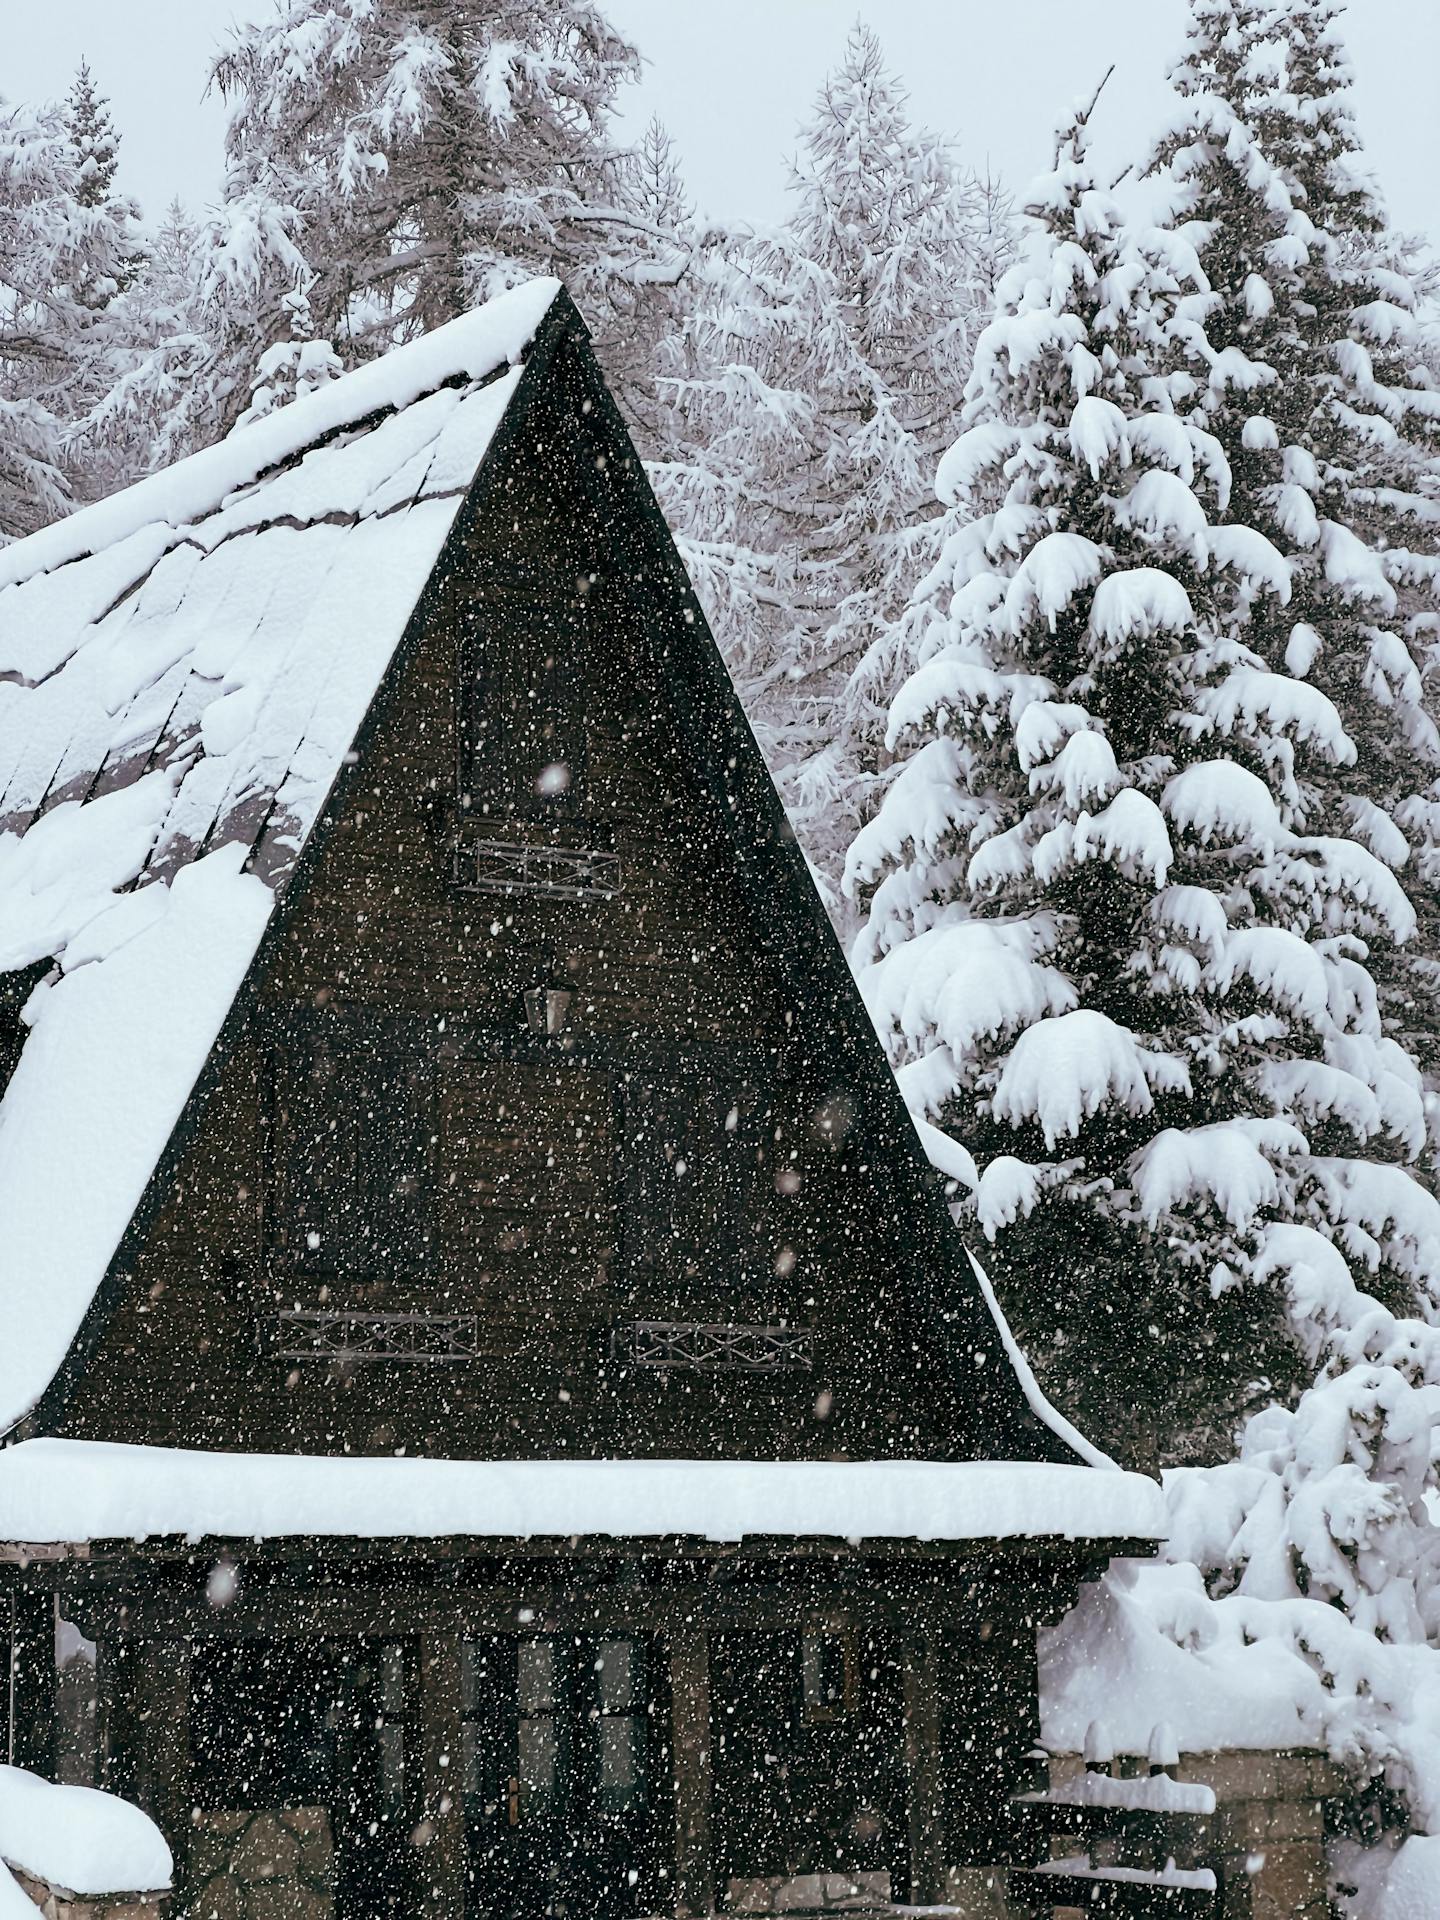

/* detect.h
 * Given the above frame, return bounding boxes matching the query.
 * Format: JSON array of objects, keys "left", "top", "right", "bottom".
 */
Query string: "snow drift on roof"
[
  {"left": 0, "top": 1441, "right": 1167, "bottom": 1546},
  {"left": 0, "top": 280, "right": 560, "bottom": 1436}
]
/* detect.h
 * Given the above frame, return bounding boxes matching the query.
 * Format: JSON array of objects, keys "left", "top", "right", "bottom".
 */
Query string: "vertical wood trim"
[
  {"left": 419, "top": 1631, "right": 468, "bottom": 1918},
  {"left": 902, "top": 1630, "right": 947, "bottom": 1906},
  {"left": 132, "top": 1638, "right": 192, "bottom": 1884},
  {"left": 96, "top": 1636, "right": 135, "bottom": 1801},
  {"left": 7, "top": 1590, "right": 55, "bottom": 1774},
  {"left": 668, "top": 1623, "right": 715, "bottom": 1918}
]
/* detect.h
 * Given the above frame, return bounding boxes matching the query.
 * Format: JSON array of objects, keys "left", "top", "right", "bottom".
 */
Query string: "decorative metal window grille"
[
  {"left": 451, "top": 837, "right": 621, "bottom": 903},
  {"left": 612, "top": 1321, "right": 815, "bottom": 1373},
  {"left": 259, "top": 1310, "right": 480, "bottom": 1365}
]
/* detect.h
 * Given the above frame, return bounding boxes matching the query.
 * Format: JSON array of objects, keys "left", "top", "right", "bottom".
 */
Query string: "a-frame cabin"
[{"left": 0, "top": 282, "right": 1162, "bottom": 1920}]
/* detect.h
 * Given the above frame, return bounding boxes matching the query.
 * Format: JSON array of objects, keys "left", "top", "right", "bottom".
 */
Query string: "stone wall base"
[
  {"left": 185, "top": 1808, "right": 334, "bottom": 1920},
  {"left": 1048, "top": 1746, "right": 1342, "bottom": 1920},
  {"left": 10, "top": 1870, "right": 167, "bottom": 1920},
  {"left": 725, "top": 1872, "right": 892, "bottom": 1912}
]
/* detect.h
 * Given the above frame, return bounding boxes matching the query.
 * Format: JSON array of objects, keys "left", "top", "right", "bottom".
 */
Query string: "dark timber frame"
[{"left": 0, "top": 288, "right": 1146, "bottom": 1918}]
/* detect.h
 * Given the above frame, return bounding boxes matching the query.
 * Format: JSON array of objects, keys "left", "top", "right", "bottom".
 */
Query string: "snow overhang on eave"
[{"left": 0, "top": 1442, "right": 1167, "bottom": 1551}]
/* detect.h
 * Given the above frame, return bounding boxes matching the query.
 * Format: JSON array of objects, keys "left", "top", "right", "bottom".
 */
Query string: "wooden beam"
[
  {"left": 6, "top": 1589, "right": 54, "bottom": 1774},
  {"left": 417, "top": 1632, "right": 468, "bottom": 1918},
  {"left": 902, "top": 1628, "right": 947, "bottom": 1906},
  {"left": 667, "top": 1621, "right": 716, "bottom": 1918},
  {"left": 96, "top": 1635, "right": 139, "bottom": 1803},
  {"left": 130, "top": 1637, "right": 193, "bottom": 1886},
  {"left": 74, "top": 1581, "right": 939, "bottom": 1644}
]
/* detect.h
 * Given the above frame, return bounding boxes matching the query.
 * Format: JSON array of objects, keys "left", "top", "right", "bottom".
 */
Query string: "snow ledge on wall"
[{"left": 0, "top": 1441, "right": 1166, "bottom": 1547}]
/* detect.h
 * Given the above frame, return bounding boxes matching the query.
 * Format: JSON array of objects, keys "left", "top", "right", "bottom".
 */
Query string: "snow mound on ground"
[
  {"left": 1336, "top": 1836, "right": 1440, "bottom": 1920},
  {"left": 0, "top": 1765, "right": 171, "bottom": 1897},
  {"left": 1041, "top": 1559, "right": 1326, "bottom": 1756}
]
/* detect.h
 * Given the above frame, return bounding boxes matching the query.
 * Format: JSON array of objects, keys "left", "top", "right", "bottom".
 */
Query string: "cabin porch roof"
[{"left": 0, "top": 1440, "right": 1165, "bottom": 1549}]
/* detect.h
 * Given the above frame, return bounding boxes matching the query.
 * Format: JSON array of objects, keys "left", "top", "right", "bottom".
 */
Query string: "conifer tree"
[
  {"left": 1146, "top": 0, "right": 1440, "bottom": 1344},
  {"left": 56, "top": 64, "right": 149, "bottom": 503},
  {"left": 113, "top": 1, "right": 676, "bottom": 459},
  {"left": 654, "top": 26, "right": 996, "bottom": 914},
  {"left": 0, "top": 85, "right": 136, "bottom": 537},
  {"left": 63, "top": 62, "right": 142, "bottom": 302},
  {"left": 596, "top": 116, "right": 699, "bottom": 459},
  {"left": 88, "top": 200, "right": 216, "bottom": 478},
  {"left": 233, "top": 285, "right": 343, "bottom": 430},
  {"left": 845, "top": 83, "right": 1440, "bottom": 1461}
]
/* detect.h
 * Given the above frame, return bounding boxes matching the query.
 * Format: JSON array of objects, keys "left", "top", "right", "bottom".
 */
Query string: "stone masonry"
[
  {"left": 1046, "top": 1746, "right": 1341, "bottom": 1920},
  {"left": 182, "top": 1808, "right": 334, "bottom": 1920},
  {"left": 8, "top": 1870, "right": 167, "bottom": 1920},
  {"left": 1181, "top": 1749, "right": 1342, "bottom": 1920},
  {"left": 725, "top": 1872, "right": 893, "bottom": 1912}
]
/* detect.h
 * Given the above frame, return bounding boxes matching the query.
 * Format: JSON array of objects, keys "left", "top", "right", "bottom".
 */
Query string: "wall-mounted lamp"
[{"left": 523, "top": 978, "right": 573, "bottom": 1036}]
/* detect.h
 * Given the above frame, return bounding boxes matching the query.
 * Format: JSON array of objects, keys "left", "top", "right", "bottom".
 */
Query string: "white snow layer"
[
  {"left": 0, "top": 280, "right": 558, "bottom": 597},
  {"left": 0, "top": 1765, "right": 172, "bottom": 1897},
  {"left": 0, "top": 1441, "right": 1166, "bottom": 1546},
  {"left": 0, "top": 282, "right": 558, "bottom": 1435}
]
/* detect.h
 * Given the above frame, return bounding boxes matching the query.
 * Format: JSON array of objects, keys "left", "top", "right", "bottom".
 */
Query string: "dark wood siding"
[{"left": 55, "top": 363, "right": 980, "bottom": 1462}]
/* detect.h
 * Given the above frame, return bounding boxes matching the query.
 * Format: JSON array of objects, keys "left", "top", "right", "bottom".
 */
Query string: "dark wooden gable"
[{"left": 37, "top": 296, "right": 1072, "bottom": 1467}]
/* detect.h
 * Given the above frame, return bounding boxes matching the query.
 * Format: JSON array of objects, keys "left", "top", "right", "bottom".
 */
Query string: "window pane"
[
  {"left": 378, "top": 1722, "right": 405, "bottom": 1814},
  {"left": 803, "top": 1634, "right": 848, "bottom": 1714},
  {"left": 380, "top": 1642, "right": 406, "bottom": 1716},
  {"left": 599, "top": 1717, "right": 639, "bottom": 1813},
  {"left": 596, "top": 1639, "right": 634, "bottom": 1714},
  {"left": 460, "top": 1721, "right": 482, "bottom": 1798},
  {"left": 518, "top": 1715, "right": 556, "bottom": 1809},
  {"left": 517, "top": 1639, "right": 555, "bottom": 1713}
]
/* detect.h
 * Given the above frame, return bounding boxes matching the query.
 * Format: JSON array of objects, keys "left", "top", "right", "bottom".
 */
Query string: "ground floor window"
[
  {"left": 460, "top": 1633, "right": 668, "bottom": 1920},
  {"left": 711, "top": 1628, "right": 908, "bottom": 1890}
]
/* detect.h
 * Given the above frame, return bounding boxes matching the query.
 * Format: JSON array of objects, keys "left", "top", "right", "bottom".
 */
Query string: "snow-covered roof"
[
  {"left": 0, "top": 279, "right": 562, "bottom": 1435},
  {"left": 0, "top": 1441, "right": 1168, "bottom": 1546}
]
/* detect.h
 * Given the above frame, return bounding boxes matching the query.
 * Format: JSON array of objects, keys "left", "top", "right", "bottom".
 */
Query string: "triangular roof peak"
[
  {"left": 0, "top": 277, "right": 562, "bottom": 600},
  {"left": 0, "top": 279, "right": 569, "bottom": 1431},
  {"left": 0, "top": 277, "right": 1098, "bottom": 1481}
]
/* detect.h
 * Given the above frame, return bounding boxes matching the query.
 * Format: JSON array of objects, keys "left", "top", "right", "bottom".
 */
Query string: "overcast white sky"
[{"left": 9, "top": 1, "right": 1438, "bottom": 246}]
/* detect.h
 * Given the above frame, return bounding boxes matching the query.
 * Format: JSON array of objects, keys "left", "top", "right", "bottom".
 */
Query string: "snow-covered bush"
[{"left": 0, "top": 1764, "right": 171, "bottom": 1907}]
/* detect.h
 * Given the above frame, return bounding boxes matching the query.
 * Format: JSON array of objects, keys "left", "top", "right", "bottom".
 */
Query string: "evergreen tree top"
[{"left": 65, "top": 59, "right": 120, "bottom": 209}]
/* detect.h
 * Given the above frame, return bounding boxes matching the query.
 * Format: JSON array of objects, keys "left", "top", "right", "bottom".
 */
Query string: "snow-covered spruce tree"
[
  {"left": 233, "top": 284, "right": 343, "bottom": 430},
  {"left": 84, "top": 199, "right": 216, "bottom": 477},
  {"left": 653, "top": 25, "right": 995, "bottom": 914},
  {"left": 844, "top": 90, "right": 1440, "bottom": 1464},
  {"left": 591, "top": 115, "right": 701, "bottom": 462},
  {"left": 56, "top": 64, "right": 152, "bottom": 504},
  {"left": 62, "top": 62, "right": 143, "bottom": 305},
  {"left": 1154, "top": 0, "right": 1440, "bottom": 1111}
]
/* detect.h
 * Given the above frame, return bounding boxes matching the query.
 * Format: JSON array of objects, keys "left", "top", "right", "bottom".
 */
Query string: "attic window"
[
  {"left": 460, "top": 595, "right": 588, "bottom": 817},
  {"left": 267, "top": 1024, "right": 433, "bottom": 1273}
]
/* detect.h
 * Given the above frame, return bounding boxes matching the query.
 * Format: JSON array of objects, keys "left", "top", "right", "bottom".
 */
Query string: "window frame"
[{"left": 456, "top": 592, "right": 590, "bottom": 823}]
